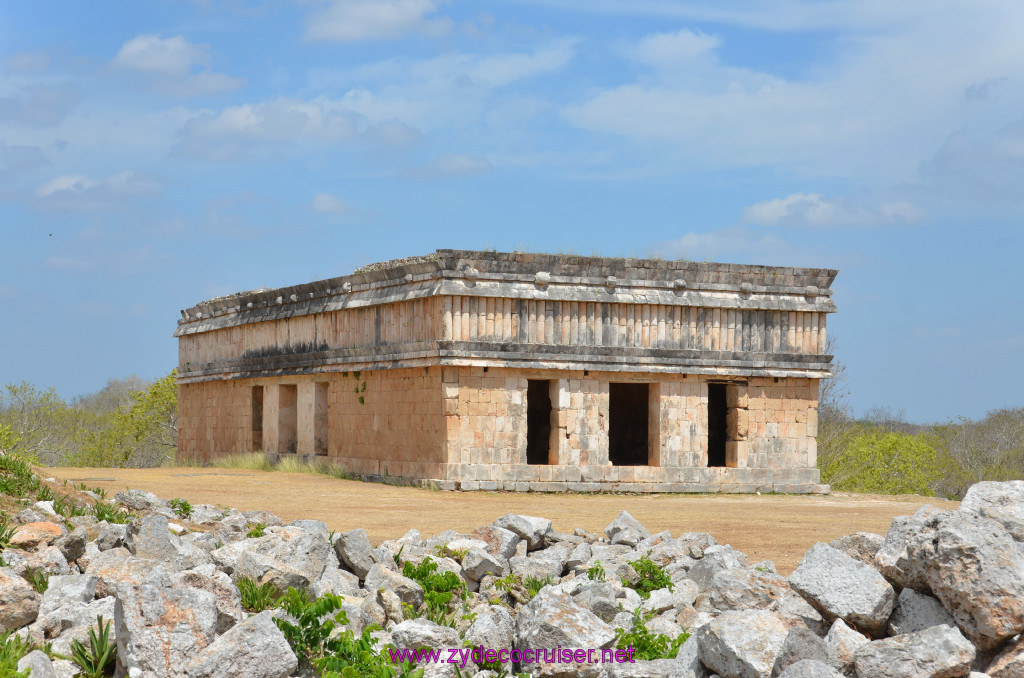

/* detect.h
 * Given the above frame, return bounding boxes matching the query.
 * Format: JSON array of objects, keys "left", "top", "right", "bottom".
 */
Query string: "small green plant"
[
  {"left": 623, "top": 555, "right": 673, "bottom": 600},
  {"left": 433, "top": 544, "right": 468, "bottom": 561},
  {"left": 36, "top": 485, "right": 56, "bottom": 502},
  {"left": 0, "top": 517, "right": 16, "bottom": 566},
  {"left": 169, "top": 497, "right": 193, "bottom": 520},
  {"left": 492, "top": 572, "right": 518, "bottom": 591},
  {"left": 90, "top": 487, "right": 108, "bottom": 500},
  {"left": 53, "top": 494, "right": 88, "bottom": 518},
  {"left": 392, "top": 544, "right": 404, "bottom": 567},
  {"left": 614, "top": 608, "right": 689, "bottom": 660},
  {"left": 237, "top": 576, "right": 279, "bottom": 612},
  {"left": 401, "top": 557, "right": 467, "bottom": 627},
  {"left": 524, "top": 575, "right": 556, "bottom": 598},
  {"left": 0, "top": 629, "right": 34, "bottom": 677},
  {"left": 93, "top": 502, "right": 130, "bottom": 524},
  {"left": 247, "top": 522, "right": 266, "bottom": 538},
  {"left": 492, "top": 572, "right": 549, "bottom": 604},
  {"left": 586, "top": 560, "right": 606, "bottom": 581},
  {"left": 69, "top": 615, "right": 117, "bottom": 678},
  {"left": 24, "top": 566, "right": 49, "bottom": 594}
]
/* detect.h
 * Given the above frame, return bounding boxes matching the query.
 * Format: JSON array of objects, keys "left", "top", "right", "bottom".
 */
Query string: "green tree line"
[
  {"left": 0, "top": 371, "right": 177, "bottom": 468},
  {"left": 816, "top": 338, "right": 1024, "bottom": 498}
]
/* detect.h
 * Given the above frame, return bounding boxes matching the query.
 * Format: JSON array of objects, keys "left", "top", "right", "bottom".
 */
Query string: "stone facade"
[{"left": 175, "top": 250, "right": 837, "bottom": 492}]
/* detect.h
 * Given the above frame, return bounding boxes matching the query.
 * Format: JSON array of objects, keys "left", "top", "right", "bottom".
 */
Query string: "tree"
[
  {"left": 928, "top": 407, "right": 1024, "bottom": 499},
  {"left": 74, "top": 370, "right": 178, "bottom": 467},
  {"left": 0, "top": 382, "right": 94, "bottom": 463}
]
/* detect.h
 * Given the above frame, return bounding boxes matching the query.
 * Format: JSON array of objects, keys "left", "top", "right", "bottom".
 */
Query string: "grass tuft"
[{"left": 209, "top": 453, "right": 274, "bottom": 471}]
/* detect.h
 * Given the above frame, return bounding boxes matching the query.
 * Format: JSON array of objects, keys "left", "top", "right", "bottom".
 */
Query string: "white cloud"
[
  {"left": 34, "top": 171, "right": 161, "bottom": 210},
  {"left": 305, "top": 0, "right": 452, "bottom": 42},
  {"left": 420, "top": 153, "right": 492, "bottom": 176},
  {"left": 311, "top": 193, "right": 348, "bottom": 213},
  {"left": 632, "top": 29, "right": 720, "bottom": 65},
  {"left": 741, "top": 193, "right": 926, "bottom": 227},
  {"left": 564, "top": 1, "right": 1024, "bottom": 181},
  {"left": 176, "top": 97, "right": 363, "bottom": 160},
  {"left": 113, "top": 34, "right": 242, "bottom": 96}
]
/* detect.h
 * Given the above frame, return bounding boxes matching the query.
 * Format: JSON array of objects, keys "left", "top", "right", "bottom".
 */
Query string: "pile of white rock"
[{"left": 1, "top": 480, "right": 1023, "bottom": 678}]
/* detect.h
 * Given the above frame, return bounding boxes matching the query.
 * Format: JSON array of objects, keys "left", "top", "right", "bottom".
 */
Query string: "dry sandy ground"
[{"left": 44, "top": 467, "right": 957, "bottom": 574}]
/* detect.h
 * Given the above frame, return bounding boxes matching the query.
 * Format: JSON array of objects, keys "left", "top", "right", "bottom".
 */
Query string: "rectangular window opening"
[
  {"left": 278, "top": 384, "right": 298, "bottom": 455},
  {"left": 526, "top": 379, "right": 553, "bottom": 465},
  {"left": 251, "top": 385, "right": 263, "bottom": 452},
  {"left": 314, "top": 382, "right": 329, "bottom": 456},
  {"left": 609, "top": 382, "right": 650, "bottom": 466},
  {"left": 707, "top": 383, "right": 727, "bottom": 467}
]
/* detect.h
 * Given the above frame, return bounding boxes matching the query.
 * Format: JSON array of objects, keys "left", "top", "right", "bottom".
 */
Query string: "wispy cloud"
[
  {"left": 175, "top": 97, "right": 363, "bottom": 160},
  {"left": 416, "top": 153, "right": 492, "bottom": 177},
  {"left": 113, "top": 34, "right": 243, "bottom": 96},
  {"left": 34, "top": 171, "right": 161, "bottom": 210},
  {"left": 741, "top": 193, "right": 926, "bottom": 227},
  {"left": 630, "top": 28, "right": 720, "bottom": 66},
  {"left": 304, "top": 0, "right": 452, "bottom": 42},
  {"left": 311, "top": 193, "right": 348, "bottom": 213}
]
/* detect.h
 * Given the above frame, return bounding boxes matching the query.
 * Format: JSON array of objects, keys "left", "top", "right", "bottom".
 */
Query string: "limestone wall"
[
  {"left": 441, "top": 367, "right": 821, "bottom": 492},
  {"left": 178, "top": 379, "right": 256, "bottom": 463},
  {"left": 179, "top": 367, "right": 821, "bottom": 493}
]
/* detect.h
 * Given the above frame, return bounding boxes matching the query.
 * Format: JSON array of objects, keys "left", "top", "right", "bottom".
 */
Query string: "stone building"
[{"left": 175, "top": 250, "right": 837, "bottom": 493}]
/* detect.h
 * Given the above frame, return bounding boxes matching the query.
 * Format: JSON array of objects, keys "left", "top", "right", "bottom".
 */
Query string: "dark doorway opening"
[
  {"left": 279, "top": 385, "right": 298, "bottom": 454},
  {"left": 251, "top": 386, "right": 263, "bottom": 451},
  {"left": 526, "top": 380, "right": 552, "bottom": 464},
  {"left": 609, "top": 383, "right": 649, "bottom": 466},
  {"left": 707, "top": 383, "right": 727, "bottom": 467}
]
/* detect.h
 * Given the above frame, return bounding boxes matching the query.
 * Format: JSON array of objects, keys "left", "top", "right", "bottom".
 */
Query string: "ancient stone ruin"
[{"left": 175, "top": 250, "right": 837, "bottom": 492}]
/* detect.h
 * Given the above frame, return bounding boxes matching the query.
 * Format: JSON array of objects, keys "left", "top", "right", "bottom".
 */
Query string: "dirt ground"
[{"left": 44, "top": 467, "right": 957, "bottom": 574}]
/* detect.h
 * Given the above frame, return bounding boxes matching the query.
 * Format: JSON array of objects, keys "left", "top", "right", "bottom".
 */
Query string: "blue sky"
[{"left": 1, "top": 0, "right": 1022, "bottom": 423}]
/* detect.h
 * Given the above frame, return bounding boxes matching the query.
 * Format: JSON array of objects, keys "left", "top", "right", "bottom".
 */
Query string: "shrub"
[
  {"left": 273, "top": 588, "right": 424, "bottom": 677},
  {"left": 614, "top": 608, "right": 689, "bottom": 660},
  {"left": 819, "top": 426, "right": 939, "bottom": 495},
  {"left": 585, "top": 560, "right": 606, "bottom": 581},
  {"left": 623, "top": 555, "right": 673, "bottom": 600},
  {"left": 401, "top": 557, "right": 467, "bottom": 627},
  {"left": 169, "top": 497, "right": 193, "bottom": 520},
  {"left": 247, "top": 522, "right": 266, "bottom": 538}
]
